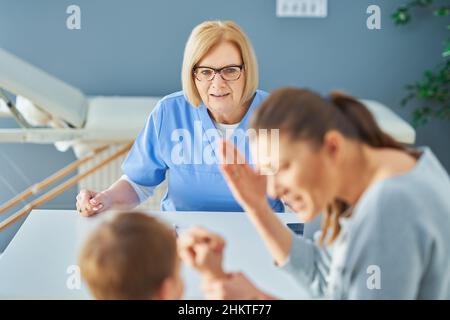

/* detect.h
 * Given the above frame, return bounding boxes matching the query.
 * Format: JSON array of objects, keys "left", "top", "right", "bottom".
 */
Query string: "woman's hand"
[
  {"left": 178, "top": 227, "right": 227, "bottom": 280},
  {"left": 75, "top": 179, "right": 141, "bottom": 217},
  {"left": 202, "top": 272, "right": 274, "bottom": 300},
  {"left": 75, "top": 189, "right": 112, "bottom": 217},
  {"left": 219, "top": 140, "right": 294, "bottom": 267},
  {"left": 219, "top": 140, "right": 268, "bottom": 212}
]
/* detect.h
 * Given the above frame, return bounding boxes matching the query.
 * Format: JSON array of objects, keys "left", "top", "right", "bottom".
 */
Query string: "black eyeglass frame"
[{"left": 192, "top": 64, "right": 245, "bottom": 81}]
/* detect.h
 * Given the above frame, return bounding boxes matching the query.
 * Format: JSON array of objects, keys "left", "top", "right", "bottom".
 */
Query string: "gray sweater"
[{"left": 280, "top": 148, "right": 450, "bottom": 299}]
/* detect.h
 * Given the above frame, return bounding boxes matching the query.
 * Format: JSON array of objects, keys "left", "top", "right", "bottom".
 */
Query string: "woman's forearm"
[
  {"left": 244, "top": 202, "right": 293, "bottom": 266},
  {"left": 104, "top": 179, "right": 140, "bottom": 209}
]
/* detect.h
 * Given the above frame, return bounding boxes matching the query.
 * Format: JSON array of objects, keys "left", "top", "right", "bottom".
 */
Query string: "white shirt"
[{"left": 212, "top": 119, "right": 240, "bottom": 138}]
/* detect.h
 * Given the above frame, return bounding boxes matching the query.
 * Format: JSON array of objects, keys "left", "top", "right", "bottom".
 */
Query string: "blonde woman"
[{"left": 75, "top": 20, "right": 284, "bottom": 215}]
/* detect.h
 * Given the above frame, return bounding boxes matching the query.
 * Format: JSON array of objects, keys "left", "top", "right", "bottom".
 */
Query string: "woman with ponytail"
[{"left": 192, "top": 87, "right": 450, "bottom": 299}]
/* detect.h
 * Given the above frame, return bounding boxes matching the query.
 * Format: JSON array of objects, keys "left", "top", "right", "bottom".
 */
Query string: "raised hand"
[{"left": 219, "top": 139, "right": 268, "bottom": 212}]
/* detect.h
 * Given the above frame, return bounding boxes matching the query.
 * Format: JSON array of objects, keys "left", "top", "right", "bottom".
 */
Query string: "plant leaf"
[
  {"left": 392, "top": 7, "right": 411, "bottom": 25},
  {"left": 434, "top": 7, "right": 450, "bottom": 17}
]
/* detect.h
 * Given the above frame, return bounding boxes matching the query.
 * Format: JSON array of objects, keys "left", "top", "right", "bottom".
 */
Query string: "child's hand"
[{"left": 178, "top": 227, "right": 226, "bottom": 280}]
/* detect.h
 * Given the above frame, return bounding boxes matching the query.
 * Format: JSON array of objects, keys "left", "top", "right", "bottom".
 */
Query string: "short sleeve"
[{"left": 121, "top": 99, "right": 168, "bottom": 187}]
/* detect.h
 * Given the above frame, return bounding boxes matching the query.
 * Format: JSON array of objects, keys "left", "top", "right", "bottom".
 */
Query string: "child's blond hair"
[{"left": 79, "top": 212, "right": 177, "bottom": 299}]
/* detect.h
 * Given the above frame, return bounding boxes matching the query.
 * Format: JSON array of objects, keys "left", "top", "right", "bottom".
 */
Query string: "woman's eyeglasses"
[{"left": 193, "top": 64, "right": 244, "bottom": 81}]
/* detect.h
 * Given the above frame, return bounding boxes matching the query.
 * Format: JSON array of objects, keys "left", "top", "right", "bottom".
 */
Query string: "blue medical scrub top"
[{"left": 122, "top": 90, "right": 284, "bottom": 212}]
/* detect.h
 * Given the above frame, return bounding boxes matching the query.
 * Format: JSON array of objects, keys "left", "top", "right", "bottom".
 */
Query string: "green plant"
[{"left": 392, "top": 0, "right": 450, "bottom": 127}]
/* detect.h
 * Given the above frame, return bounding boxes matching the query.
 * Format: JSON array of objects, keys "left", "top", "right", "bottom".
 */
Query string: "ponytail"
[{"left": 328, "top": 91, "right": 405, "bottom": 151}]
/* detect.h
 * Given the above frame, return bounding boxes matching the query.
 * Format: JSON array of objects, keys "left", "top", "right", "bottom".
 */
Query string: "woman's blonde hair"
[{"left": 182, "top": 20, "right": 259, "bottom": 107}]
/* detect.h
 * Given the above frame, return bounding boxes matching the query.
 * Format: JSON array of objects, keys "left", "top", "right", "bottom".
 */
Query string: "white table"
[{"left": 0, "top": 210, "right": 310, "bottom": 299}]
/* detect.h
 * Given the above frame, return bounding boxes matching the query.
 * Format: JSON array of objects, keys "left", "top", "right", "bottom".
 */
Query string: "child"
[{"left": 79, "top": 212, "right": 184, "bottom": 300}]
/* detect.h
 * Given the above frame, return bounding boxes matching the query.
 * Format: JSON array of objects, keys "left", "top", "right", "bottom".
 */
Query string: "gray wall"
[{"left": 1, "top": 0, "right": 449, "bottom": 252}]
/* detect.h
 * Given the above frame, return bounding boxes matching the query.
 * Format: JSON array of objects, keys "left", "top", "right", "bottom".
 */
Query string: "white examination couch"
[{"left": 0, "top": 48, "right": 162, "bottom": 158}]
